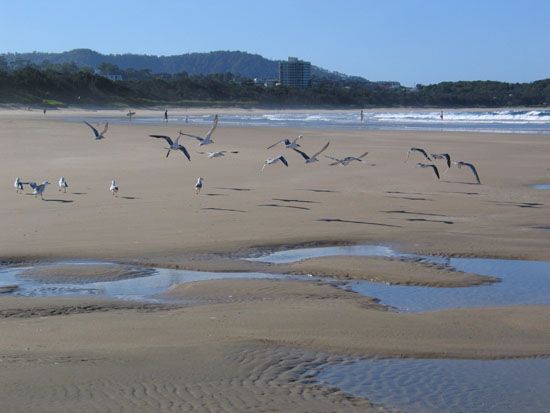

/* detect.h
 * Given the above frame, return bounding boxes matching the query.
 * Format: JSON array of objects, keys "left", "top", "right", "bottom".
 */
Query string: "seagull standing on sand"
[
  {"left": 453, "top": 161, "right": 481, "bottom": 184},
  {"left": 110, "top": 180, "right": 119, "bottom": 196},
  {"left": 292, "top": 142, "right": 330, "bottom": 164},
  {"left": 267, "top": 136, "right": 303, "bottom": 150},
  {"left": 324, "top": 151, "right": 369, "bottom": 166},
  {"left": 14, "top": 177, "right": 26, "bottom": 193},
  {"left": 405, "top": 147, "right": 431, "bottom": 162},
  {"left": 195, "top": 177, "right": 204, "bottom": 194},
  {"left": 416, "top": 163, "right": 440, "bottom": 179},
  {"left": 58, "top": 176, "right": 69, "bottom": 193},
  {"left": 33, "top": 181, "right": 50, "bottom": 199},
  {"left": 149, "top": 133, "right": 191, "bottom": 161},
  {"left": 197, "top": 150, "right": 239, "bottom": 159},
  {"left": 83, "top": 121, "right": 109, "bottom": 140},
  {"left": 179, "top": 114, "right": 218, "bottom": 146},
  {"left": 262, "top": 155, "right": 289, "bottom": 172}
]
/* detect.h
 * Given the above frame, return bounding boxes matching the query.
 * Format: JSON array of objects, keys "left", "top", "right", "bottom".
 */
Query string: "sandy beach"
[{"left": 1, "top": 108, "right": 549, "bottom": 411}]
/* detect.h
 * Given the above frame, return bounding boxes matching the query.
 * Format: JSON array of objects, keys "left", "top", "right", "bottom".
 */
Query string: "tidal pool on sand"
[{"left": 314, "top": 357, "right": 550, "bottom": 413}]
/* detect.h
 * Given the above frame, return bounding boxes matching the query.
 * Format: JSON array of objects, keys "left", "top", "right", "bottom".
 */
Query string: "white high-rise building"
[{"left": 279, "top": 57, "right": 311, "bottom": 88}]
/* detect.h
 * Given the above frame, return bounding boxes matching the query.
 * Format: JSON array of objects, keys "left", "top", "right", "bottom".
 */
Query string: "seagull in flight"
[
  {"left": 416, "top": 163, "right": 440, "bottom": 179},
  {"left": 324, "top": 151, "right": 369, "bottom": 166},
  {"left": 149, "top": 133, "right": 191, "bottom": 161},
  {"left": 262, "top": 155, "right": 289, "bottom": 172},
  {"left": 33, "top": 181, "right": 50, "bottom": 199},
  {"left": 431, "top": 153, "right": 451, "bottom": 169},
  {"left": 453, "top": 161, "right": 481, "bottom": 184},
  {"left": 197, "top": 150, "right": 239, "bottom": 159},
  {"left": 267, "top": 136, "right": 303, "bottom": 150},
  {"left": 58, "top": 176, "right": 69, "bottom": 193},
  {"left": 84, "top": 121, "right": 109, "bottom": 140},
  {"left": 405, "top": 147, "right": 431, "bottom": 162},
  {"left": 110, "top": 180, "right": 119, "bottom": 196},
  {"left": 292, "top": 142, "right": 330, "bottom": 164},
  {"left": 195, "top": 177, "right": 204, "bottom": 194},
  {"left": 179, "top": 114, "right": 218, "bottom": 146}
]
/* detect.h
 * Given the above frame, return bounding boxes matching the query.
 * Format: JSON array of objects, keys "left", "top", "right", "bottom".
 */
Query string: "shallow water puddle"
[
  {"left": 314, "top": 357, "right": 550, "bottom": 413},
  {"left": 0, "top": 262, "right": 288, "bottom": 302},
  {"left": 532, "top": 183, "right": 550, "bottom": 190},
  {"left": 247, "top": 245, "right": 550, "bottom": 312}
]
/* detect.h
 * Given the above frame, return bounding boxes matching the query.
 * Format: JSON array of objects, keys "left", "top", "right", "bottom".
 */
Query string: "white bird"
[
  {"left": 453, "top": 161, "right": 481, "bottom": 184},
  {"left": 292, "top": 142, "right": 330, "bottom": 164},
  {"left": 416, "top": 163, "right": 440, "bottom": 179},
  {"left": 14, "top": 177, "right": 26, "bottom": 193},
  {"left": 431, "top": 153, "right": 451, "bottom": 169},
  {"left": 149, "top": 133, "right": 191, "bottom": 160},
  {"left": 195, "top": 177, "right": 204, "bottom": 194},
  {"left": 267, "top": 136, "right": 303, "bottom": 150},
  {"left": 83, "top": 121, "right": 109, "bottom": 140},
  {"left": 405, "top": 147, "right": 431, "bottom": 162},
  {"left": 324, "top": 151, "right": 369, "bottom": 166},
  {"left": 197, "top": 150, "right": 239, "bottom": 159},
  {"left": 110, "top": 180, "right": 119, "bottom": 196},
  {"left": 262, "top": 155, "right": 289, "bottom": 172},
  {"left": 179, "top": 114, "right": 218, "bottom": 146},
  {"left": 33, "top": 181, "right": 50, "bottom": 199},
  {"left": 58, "top": 176, "right": 69, "bottom": 193}
]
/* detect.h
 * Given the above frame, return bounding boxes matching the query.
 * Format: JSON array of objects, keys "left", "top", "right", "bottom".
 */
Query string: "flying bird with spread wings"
[
  {"left": 453, "top": 161, "right": 481, "bottom": 184},
  {"left": 179, "top": 114, "right": 219, "bottom": 146},
  {"left": 83, "top": 121, "right": 109, "bottom": 140},
  {"left": 324, "top": 151, "right": 369, "bottom": 166},
  {"left": 149, "top": 133, "right": 191, "bottom": 161},
  {"left": 292, "top": 142, "right": 330, "bottom": 164}
]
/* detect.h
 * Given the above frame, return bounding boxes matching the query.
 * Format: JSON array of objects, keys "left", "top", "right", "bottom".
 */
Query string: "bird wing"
[
  {"left": 357, "top": 151, "right": 369, "bottom": 159},
  {"left": 312, "top": 142, "right": 330, "bottom": 159},
  {"left": 178, "top": 146, "right": 191, "bottom": 161},
  {"left": 149, "top": 135, "right": 174, "bottom": 146},
  {"left": 414, "top": 148, "right": 431, "bottom": 161},
  {"left": 292, "top": 147, "right": 310, "bottom": 161},
  {"left": 430, "top": 164, "right": 440, "bottom": 179},
  {"left": 83, "top": 121, "right": 99, "bottom": 137},
  {"left": 465, "top": 163, "right": 481, "bottom": 184},
  {"left": 205, "top": 114, "right": 218, "bottom": 140},
  {"left": 267, "top": 139, "right": 285, "bottom": 149},
  {"left": 443, "top": 154, "right": 451, "bottom": 168},
  {"left": 278, "top": 155, "right": 289, "bottom": 167},
  {"left": 179, "top": 132, "right": 204, "bottom": 142},
  {"left": 324, "top": 155, "right": 341, "bottom": 165},
  {"left": 101, "top": 122, "right": 109, "bottom": 135}
]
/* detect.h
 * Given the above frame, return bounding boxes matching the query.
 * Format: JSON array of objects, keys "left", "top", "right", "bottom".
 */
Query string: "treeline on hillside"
[{"left": 0, "top": 63, "right": 548, "bottom": 108}]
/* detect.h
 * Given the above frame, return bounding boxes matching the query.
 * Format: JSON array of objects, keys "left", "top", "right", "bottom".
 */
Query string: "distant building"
[
  {"left": 94, "top": 69, "right": 123, "bottom": 81},
  {"left": 279, "top": 57, "right": 311, "bottom": 88}
]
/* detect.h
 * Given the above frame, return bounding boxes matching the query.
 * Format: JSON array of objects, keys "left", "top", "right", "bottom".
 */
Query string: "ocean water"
[{"left": 70, "top": 109, "right": 550, "bottom": 134}]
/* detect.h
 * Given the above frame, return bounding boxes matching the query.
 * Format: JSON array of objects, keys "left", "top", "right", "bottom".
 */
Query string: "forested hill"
[{"left": 0, "top": 49, "right": 358, "bottom": 81}]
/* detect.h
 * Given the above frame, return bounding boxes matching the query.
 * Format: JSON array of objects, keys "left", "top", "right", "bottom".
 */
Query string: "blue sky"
[{"left": 1, "top": 0, "right": 549, "bottom": 85}]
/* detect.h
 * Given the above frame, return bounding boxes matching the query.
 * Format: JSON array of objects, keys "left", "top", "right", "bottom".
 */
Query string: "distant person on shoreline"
[
  {"left": 360, "top": 109, "right": 364, "bottom": 122},
  {"left": 164, "top": 109, "right": 168, "bottom": 122},
  {"left": 185, "top": 115, "right": 189, "bottom": 123},
  {"left": 440, "top": 110, "right": 444, "bottom": 120}
]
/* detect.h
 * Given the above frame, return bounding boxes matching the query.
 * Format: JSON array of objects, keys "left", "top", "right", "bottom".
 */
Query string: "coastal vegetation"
[{"left": 0, "top": 58, "right": 548, "bottom": 108}]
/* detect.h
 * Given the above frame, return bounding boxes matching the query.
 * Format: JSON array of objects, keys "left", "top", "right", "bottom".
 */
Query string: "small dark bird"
[
  {"left": 406, "top": 147, "right": 431, "bottom": 162},
  {"left": 416, "top": 163, "right": 440, "bottom": 179},
  {"left": 453, "top": 161, "right": 481, "bottom": 184}
]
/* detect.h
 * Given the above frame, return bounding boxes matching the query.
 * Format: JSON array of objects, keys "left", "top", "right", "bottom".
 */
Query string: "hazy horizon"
[{"left": 1, "top": 0, "right": 549, "bottom": 86}]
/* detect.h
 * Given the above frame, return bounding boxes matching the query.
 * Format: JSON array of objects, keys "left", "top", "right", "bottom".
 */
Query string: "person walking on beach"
[
  {"left": 164, "top": 109, "right": 168, "bottom": 122},
  {"left": 440, "top": 110, "right": 444, "bottom": 120},
  {"left": 360, "top": 109, "right": 364, "bottom": 122}
]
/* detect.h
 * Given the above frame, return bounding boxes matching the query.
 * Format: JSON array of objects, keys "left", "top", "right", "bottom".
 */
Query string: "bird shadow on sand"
[
  {"left": 487, "top": 200, "right": 543, "bottom": 209},
  {"left": 258, "top": 203, "right": 310, "bottom": 211},
  {"left": 407, "top": 218, "right": 454, "bottom": 225},
  {"left": 70, "top": 192, "right": 88, "bottom": 195},
  {"left": 272, "top": 198, "right": 320, "bottom": 204},
  {"left": 441, "top": 180, "right": 481, "bottom": 186},
  {"left": 386, "top": 190, "right": 430, "bottom": 196},
  {"left": 215, "top": 187, "right": 253, "bottom": 192},
  {"left": 42, "top": 199, "right": 74, "bottom": 203},
  {"left": 202, "top": 207, "right": 247, "bottom": 213},
  {"left": 438, "top": 190, "right": 482, "bottom": 196},
  {"left": 382, "top": 209, "right": 447, "bottom": 217},
  {"left": 298, "top": 188, "right": 339, "bottom": 193},
  {"left": 204, "top": 193, "right": 227, "bottom": 197},
  {"left": 120, "top": 196, "right": 140, "bottom": 200},
  {"left": 386, "top": 195, "right": 433, "bottom": 201},
  {"left": 316, "top": 218, "right": 402, "bottom": 228}
]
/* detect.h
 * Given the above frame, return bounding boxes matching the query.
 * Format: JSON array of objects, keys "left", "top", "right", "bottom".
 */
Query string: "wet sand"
[{"left": 1, "top": 108, "right": 549, "bottom": 411}]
